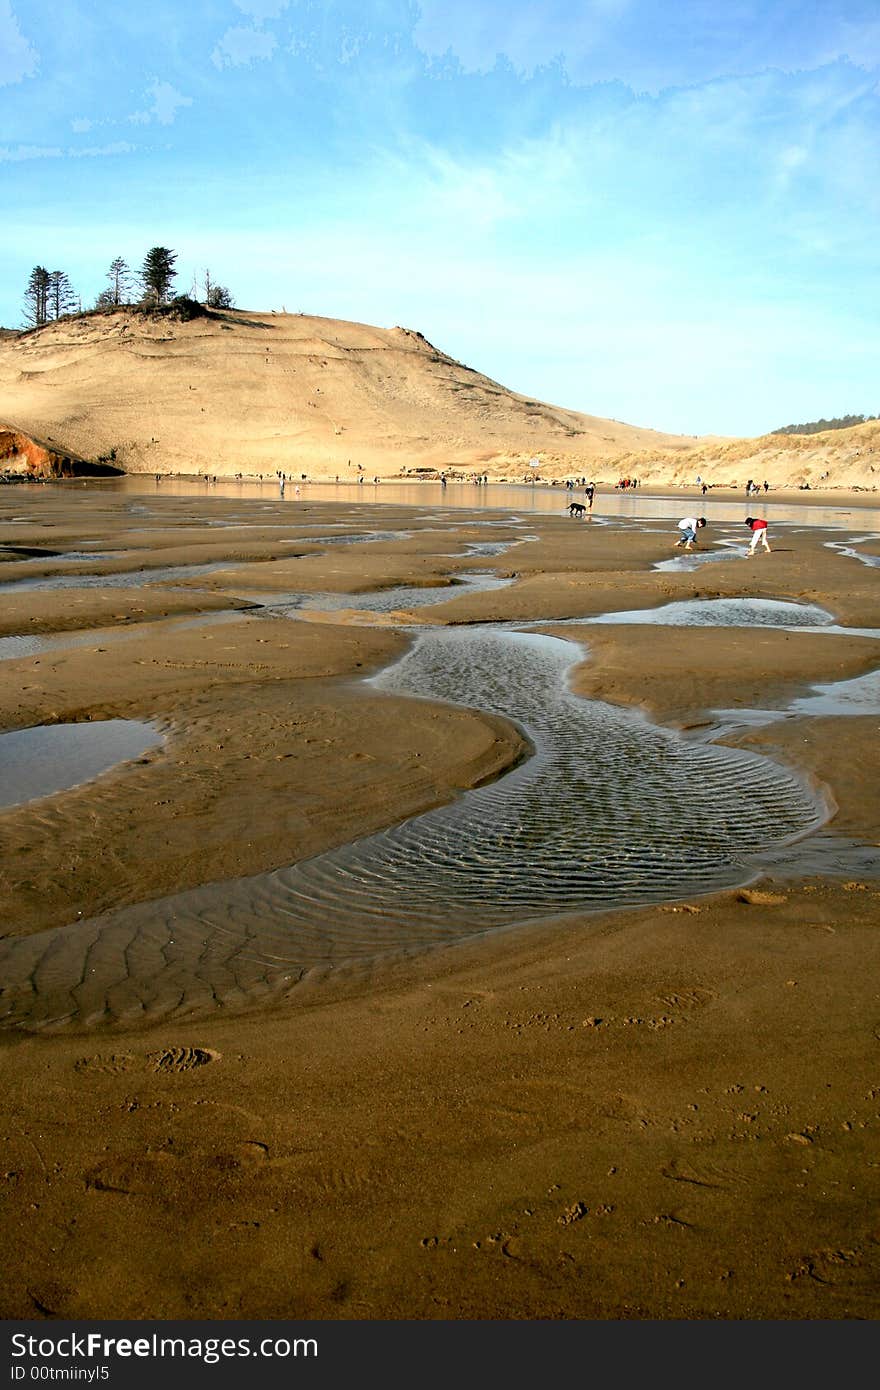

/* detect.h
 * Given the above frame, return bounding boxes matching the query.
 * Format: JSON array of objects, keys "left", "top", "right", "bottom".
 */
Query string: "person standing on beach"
[
  {"left": 585, "top": 483, "right": 595, "bottom": 510},
  {"left": 744, "top": 516, "right": 771, "bottom": 554},
  {"left": 676, "top": 516, "right": 706, "bottom": 548}
]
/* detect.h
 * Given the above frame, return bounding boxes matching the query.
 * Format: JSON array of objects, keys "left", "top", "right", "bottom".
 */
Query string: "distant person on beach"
[
  {"left": 744, "top": 516, "right": 771, "bottom": 554},
  {"left": 676, "top": 516, "right": 706, "bottom": 548},
  {"left": 585, "top": 484, "right": 595, "bottom": 509}
]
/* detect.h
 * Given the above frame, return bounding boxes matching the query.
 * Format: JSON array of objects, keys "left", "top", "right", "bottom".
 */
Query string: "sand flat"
[{"left": 1, "top": 482, "right": 879, "bottom": 1320}]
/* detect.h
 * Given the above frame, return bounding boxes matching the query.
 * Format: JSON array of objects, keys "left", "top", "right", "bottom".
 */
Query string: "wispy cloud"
[
  {"left": 72, "top": 141, "right": 138, "bottom": 159},
  {"left": 0, "top": 141, "right": 136, "bottom": 163},
  {"left": 234, "top": 0, "right": 289, "bottom": 18},
  {"left": 211, "top": 25, "right": 278, "bottom": 68},
  {"left": 0, "top": 0, "right": 38, "bottom": 85},
  {"left": 413, "top": 0, "right": 880, "bottom": 92},
  {"left": 0, "top": 143, "right": 63, "bottom": 162}
]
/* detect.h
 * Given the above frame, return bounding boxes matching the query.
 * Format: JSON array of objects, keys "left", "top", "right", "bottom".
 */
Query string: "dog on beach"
[{"left": 568, "top": 502, "right": 587, "bottom": 517}]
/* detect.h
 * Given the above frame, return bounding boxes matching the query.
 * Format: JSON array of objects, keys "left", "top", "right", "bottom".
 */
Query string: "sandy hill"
[
  {"left": 2, "top": 306, "right": 877, "bottom": 491},
  {"left": 611, "top": 419, "right": 880, "bottom": 493},
  {"left": 0, "top": 306, "right": 698, "bottom": 481}
]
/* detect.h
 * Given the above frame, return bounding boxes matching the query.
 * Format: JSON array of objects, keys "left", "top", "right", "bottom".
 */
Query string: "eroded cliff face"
[{"left": 0, "top": 427, "right": 121, "bottom": 479}]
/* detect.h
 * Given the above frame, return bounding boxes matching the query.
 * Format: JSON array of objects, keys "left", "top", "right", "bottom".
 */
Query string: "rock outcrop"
[{"left": 0, "top": 426, "right": 121, "bottom": 480}]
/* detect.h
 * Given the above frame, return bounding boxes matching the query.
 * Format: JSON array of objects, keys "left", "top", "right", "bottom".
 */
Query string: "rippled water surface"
[
  {"left": 0, "top": 626, "right": 824, "bottom": 1032},
  {"left": 585, "top": 598, "right": 836, "bottom": 627}
]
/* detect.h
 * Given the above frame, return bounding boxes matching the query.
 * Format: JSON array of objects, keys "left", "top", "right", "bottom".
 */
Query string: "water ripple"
[{"left": 0, "top": 627, "right": 824, "bottom": 1033}]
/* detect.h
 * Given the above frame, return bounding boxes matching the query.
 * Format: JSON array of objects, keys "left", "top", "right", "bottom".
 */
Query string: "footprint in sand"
[
  {"left": 75, "top": 1046, "right": 220, "bottom": 1074},
  {"left": 74, "top": 1053, "right": 137, "bottom": 1074},
  {"left": 148, "top": 1045, "right": 220, "bottom": 1073}
]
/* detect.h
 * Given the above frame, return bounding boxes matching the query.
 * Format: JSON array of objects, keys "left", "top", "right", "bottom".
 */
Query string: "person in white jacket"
[{"left": 675, "top": 516, "right": 706, "bottom": 548}]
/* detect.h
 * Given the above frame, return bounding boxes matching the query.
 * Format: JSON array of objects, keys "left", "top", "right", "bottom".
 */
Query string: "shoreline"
[
  {"left": 1, "top": 488, "right": 879, "bottom": 1319},
  {"left": 19, "top": 471, "right": 880, "bottom": 500}
]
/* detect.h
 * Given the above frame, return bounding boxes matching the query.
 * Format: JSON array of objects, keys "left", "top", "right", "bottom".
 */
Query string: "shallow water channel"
[{"left": 0, "top": 613, "right": 829, "bottom": 1033}]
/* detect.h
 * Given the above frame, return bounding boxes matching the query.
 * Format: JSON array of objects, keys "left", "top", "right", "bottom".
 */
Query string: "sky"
[{"left": 2, "top": 0, "right": 879, "bottom": 437}]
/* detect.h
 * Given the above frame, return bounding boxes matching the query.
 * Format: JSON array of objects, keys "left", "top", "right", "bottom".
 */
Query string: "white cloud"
[
  {"left": 71, "top": 117, "right": 95, "bottom": 134},
  {"left": 414, "top": 0, "right": 630, "bottom": 77},
  {"left": 0, "top": 1, "right": 38, "bottom": 86},
  {"left": 129, "top": 79, "right": 193, "bottom": 127},
  {"left": 0, "top": 141, "right": 135, "bottom": 163},
  {"left": 211, "top": 25, "right": 277, "bottom": 68},
  {"left": 0, "top": 144, "right": 63, "bottom": 162},
  {"left": 366, "top": 130, "right": 588, "bottom": 243},
  {"left": 71, "top": 141, "right": 137, "bottom": 158}
]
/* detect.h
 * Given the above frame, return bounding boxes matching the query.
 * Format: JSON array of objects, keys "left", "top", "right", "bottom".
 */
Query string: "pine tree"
[
  {"left": 106, "top": 256, "right": 132, "bottom": 305},
  {"left": 47, "top": 270, "right": 76, "bottom": 319},
  {"left": 141, "top": 246, "right": 178, "bottom": 305},
  {"left": 23, "top": 265, "right": 50, "bottom": 327}
]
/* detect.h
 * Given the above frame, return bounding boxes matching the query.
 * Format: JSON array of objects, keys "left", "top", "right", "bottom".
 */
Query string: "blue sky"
[{"left": 2, "top": 0, "right": 878, "bottom": 437}]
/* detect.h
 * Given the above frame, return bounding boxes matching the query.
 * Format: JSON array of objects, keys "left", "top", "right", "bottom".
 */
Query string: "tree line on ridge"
[
  {"left": 22, "top": 248, "right": 234, "bottom": 328},
  {"left": 772, "top": 413, "right": 878, "bottom": 435}
]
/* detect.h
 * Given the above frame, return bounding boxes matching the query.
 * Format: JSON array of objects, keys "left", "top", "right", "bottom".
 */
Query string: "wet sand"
[{"left": 1, "top": 484, "right": 879, "bottom": 1319}]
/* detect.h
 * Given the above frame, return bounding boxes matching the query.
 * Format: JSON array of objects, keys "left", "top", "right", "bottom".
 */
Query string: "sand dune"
[
  {"left": 0, "top": 306, "right": 698, "bottom": 480},
  {"left": 612, "top": 417, "right": 880, "bottom": 493}
]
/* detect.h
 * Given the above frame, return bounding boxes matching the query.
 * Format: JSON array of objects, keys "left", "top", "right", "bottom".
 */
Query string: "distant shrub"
[{"left": 132, "top": 295, "right": 210, "bottom": 323}]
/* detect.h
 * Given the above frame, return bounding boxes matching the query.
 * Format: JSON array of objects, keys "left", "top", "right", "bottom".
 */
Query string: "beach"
[{"left": 1, "top": 479, "right": 879, "bottom": 1320}]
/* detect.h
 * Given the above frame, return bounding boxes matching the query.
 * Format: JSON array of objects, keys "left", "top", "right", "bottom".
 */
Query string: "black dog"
[{"left": 568, "top": 501, "right": 587, "bottom": 517}]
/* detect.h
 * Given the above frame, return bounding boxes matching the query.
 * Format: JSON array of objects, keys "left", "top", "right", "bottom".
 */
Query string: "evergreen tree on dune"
[{"left": 140, "top": 246, "right": 178, "bottom": 305}]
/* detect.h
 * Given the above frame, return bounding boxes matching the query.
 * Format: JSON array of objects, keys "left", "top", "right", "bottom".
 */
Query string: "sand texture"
[{"left": 1, "top": 484, "right": 879, "bottom": 1320}]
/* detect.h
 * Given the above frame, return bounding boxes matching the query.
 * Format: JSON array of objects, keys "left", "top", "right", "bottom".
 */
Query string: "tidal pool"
[
  {"left": 0, "top": 719, "right": 163, "bottom": 810},
  {"left": 584, "top": 598, "right": 835, "bottom": 628}
]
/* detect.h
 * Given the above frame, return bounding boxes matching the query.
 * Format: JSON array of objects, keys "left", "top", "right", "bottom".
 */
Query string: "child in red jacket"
[{"left": 745, "top": 516, "right": 771, "bottom": 554}]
